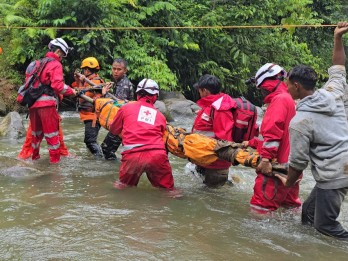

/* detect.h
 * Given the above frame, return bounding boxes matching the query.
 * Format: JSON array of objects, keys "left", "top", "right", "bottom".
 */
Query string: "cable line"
[{"left": 0, "top": 24, "right": 337, "bottom": 30}]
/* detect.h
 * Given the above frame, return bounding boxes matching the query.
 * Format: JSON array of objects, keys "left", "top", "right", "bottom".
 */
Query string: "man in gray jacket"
[{"left": 276, "top": 22, "right": 348, "bottom": 240}]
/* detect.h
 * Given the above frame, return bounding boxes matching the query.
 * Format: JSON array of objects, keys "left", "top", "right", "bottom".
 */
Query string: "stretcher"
[
  {"left": 79, "top": 94, "right": 287, "bottom": 174},
  {"left": 162, "top": 124, "right": 287, "bottom": 174}
]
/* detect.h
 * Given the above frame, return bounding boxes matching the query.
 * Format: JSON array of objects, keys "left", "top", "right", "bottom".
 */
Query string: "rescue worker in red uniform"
[
  {"left": 73, "top": 57, "right": 105, "bottom": 157},
  {"left": 29, "top": 38, "right": 76, "bottom": 164},
  {"left": 244, "top": 63, "right": 302, "bottom": 212},
  {"left": 18, "top": 113, "right": 70, "bottom": 159},
  {"left": 192, "top": 74, "right": 236, "bottom": 187},
  {"left": 109, "top": 78, "right": 175, "bottom": 190}
]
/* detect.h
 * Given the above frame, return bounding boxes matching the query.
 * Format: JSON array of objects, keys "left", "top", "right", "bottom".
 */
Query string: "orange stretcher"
[
  {"left": 80, "top": 95, "right": 287, "bottom": 173},
  {"left": 94, "top": 98, "right": 126, "bottom": 130}
]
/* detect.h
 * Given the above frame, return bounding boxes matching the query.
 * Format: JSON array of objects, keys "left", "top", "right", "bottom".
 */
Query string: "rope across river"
[{"left": 0, "top": 24, "right": 337, "bottom": 31}]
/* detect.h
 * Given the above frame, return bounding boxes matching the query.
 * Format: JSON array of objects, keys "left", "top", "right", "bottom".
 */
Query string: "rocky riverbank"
[
  {"left": 0, "top": 80, "right": 201, "bottom": 139},
  {"left": 0, "top": 78, "right": 21, "bottom": 116}
]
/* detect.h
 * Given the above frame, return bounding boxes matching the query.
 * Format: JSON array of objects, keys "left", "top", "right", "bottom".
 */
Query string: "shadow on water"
[{"left": 0, "top": 112, "right": 347, "bottom": 260}]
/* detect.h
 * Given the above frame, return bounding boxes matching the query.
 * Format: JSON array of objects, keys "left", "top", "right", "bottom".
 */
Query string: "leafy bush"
[{"left": 0, "top": 0, "right": 346, "bottom": 106}]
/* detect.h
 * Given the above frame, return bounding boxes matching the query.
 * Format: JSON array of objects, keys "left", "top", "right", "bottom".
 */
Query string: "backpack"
[
  {"left": 231, "top": 96, "right": 258, "bottom": 143},
  {"left": 210, "top": 96, "right": 258, "bottom": 143},
  {"left": 17, "top": 57, "right": 54, "bottom": 108}
]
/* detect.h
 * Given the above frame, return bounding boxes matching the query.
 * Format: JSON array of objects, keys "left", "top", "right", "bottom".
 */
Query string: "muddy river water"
[{"left": 0, "top": 112, "right": 347, "bottom": 260}]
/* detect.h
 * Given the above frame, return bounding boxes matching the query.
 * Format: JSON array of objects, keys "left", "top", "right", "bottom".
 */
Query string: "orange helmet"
[{"left": 80, "top": 57, "right": 100, "bottom": 70}]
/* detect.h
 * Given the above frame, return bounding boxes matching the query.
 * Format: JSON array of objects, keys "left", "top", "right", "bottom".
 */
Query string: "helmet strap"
[
  {"left": 142, "top": 78, "right": 149, "bottom": 89},
  {"left": 260, "top": 79, "right": 282, "bottom": 98},
  {"left": 53, "top": 48, "right": 64, "bottom": 59},
  {"left": 274, "top": 79, "right": 282, "bottom": 91},
  {"left": 137, "top": 79, "right": 159, "bottom": 95}
]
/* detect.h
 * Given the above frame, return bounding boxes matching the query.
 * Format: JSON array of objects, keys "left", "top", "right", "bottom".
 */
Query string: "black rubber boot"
[
  {"left": 87, "top": 142, "right": 104, "bottom": 158},
  {"left": 101, "top": 132, "right": 122, "bottom": 160}
]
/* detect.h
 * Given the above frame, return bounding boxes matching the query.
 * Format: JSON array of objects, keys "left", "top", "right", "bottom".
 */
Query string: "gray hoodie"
[{"left": 289, "top": 65, "right": 348, "bottom": 189}]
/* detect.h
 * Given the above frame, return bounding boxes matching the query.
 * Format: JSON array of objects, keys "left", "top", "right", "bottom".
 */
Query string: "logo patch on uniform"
[
  {"left": 201, "top": 112, "right": 210, "bottom": 121},
  {"left": 138, "top": 105, "right": 157, "bottom": 125}
]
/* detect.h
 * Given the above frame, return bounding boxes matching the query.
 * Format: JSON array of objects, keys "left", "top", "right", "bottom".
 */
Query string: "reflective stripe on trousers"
[{"left": 29, "top": 106, "right": 60, "bottom": 163}]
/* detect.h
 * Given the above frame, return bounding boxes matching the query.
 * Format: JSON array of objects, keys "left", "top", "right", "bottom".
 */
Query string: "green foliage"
[{"left": 0, "top": 0, "right": 345, "bottom": 104}]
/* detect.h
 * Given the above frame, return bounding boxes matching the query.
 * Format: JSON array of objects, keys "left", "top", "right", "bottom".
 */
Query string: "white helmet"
[
  {"left": 48, "top": 38, "right": 72, "bottom": 57},
  {"left": 255, "top": 63, "right": 286, "bottom": 87},
  {"left": 136, "top": 78, "right": 159, "bottom": 95}
]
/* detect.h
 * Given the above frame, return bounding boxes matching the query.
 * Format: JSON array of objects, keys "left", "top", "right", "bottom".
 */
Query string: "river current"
[{"left": 0, "top": 112, "right": 347, "bottom": 260}]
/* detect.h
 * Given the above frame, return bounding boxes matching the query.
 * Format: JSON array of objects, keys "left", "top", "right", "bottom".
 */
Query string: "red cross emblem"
[{"left": 144, "top": 110, "right": 151, "bottom": 116}]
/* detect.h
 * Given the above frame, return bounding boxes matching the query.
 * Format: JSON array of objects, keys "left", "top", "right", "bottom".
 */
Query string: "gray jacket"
[{"left": 289, "top": 65, "right": 348, "bottom": 189}]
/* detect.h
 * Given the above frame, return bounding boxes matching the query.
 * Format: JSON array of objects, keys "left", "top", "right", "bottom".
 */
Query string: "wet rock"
[
  {"left": 159, "top": 91, "right": 186, "bottom": 100},
  {"left": 0, "top": 156, "right": 44, "bottom": 178},
  {"left": 0, "top": 111, "right": 26, "bottom": 139},
  {"left": 163, "top": 98, "right": 200, "bottom": 121},
  {"left": 155, "top": 100, "right": 174, "bottom": 122}
]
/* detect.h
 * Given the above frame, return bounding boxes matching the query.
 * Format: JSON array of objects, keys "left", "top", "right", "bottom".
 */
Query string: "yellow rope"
[{"left": 0, "top": 24, "right": 337, "bottom": 30}]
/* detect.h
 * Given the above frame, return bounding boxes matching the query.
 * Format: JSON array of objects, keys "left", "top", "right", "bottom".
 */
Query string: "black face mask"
[{"left": 260, "top": 88, "right": 271, "bottom": 98}]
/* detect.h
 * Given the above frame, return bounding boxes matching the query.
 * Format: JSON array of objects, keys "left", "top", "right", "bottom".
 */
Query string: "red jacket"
[
  {"left": 109, "top": 96, "right": 167, "bottom": 155},
  {"left": 248, "top": 79, "right": 295, "bottom": 164},
  {"left": 31, "top": 52, "right": 74, "bottom": 109},
  {"left": 192, "top": 93, "right": 235, "bottom": 169}
]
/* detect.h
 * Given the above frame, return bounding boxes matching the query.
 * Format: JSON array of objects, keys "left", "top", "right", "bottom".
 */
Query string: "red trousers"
[
  {"left": 29, "top": 106, "right": 60, "bottom": 163},
  {"left": 118, "top": 150, "right": 174, "bottom": 189},
  {"left": 18, "top": 115, "right": 68, "bottom": 159},
  {"left": 250, "top": 173, "right": 302, "bottom": 212}
]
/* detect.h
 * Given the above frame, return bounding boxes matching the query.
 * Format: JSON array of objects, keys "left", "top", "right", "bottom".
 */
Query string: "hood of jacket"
[
  {"left": 46, "top": 51, "right": 61, "bottom": 62},
  {"left": 137, "top": 94, "right": 157, "bottom": 105},
  {"left": 296, "top": 89, "right": 336, "bottom": 116},
  {"left": 263, "top": 79, "right": 289, "bottom": 104},
  {"left": 197, "top": 93, "right": 236, "bottom": 111}
]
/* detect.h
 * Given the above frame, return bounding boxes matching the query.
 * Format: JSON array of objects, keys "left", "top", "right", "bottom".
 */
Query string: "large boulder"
[
  {"left": 0, "top": 111, "right": 26, "bottom": 139},
  {"left": 154, "top": 100, "right": 174, "bottom": 122},
  {"left": 163, "top": 98, "right": 200, "bottom": 122},
  {"left": 159, "top": 91, "right": 186, "bottom": 100}
]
